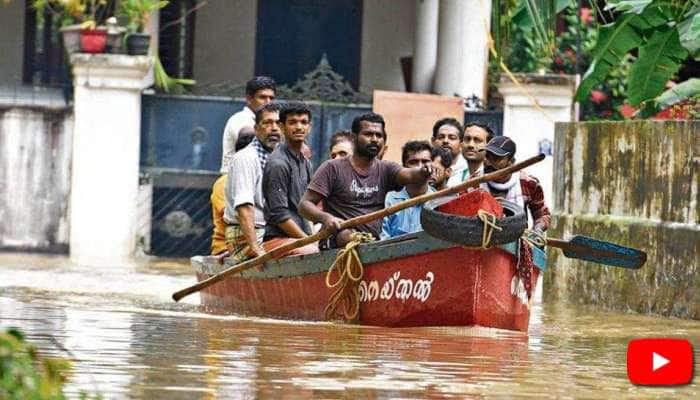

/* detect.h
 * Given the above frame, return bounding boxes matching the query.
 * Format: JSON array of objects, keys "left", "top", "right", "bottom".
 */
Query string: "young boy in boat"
[
  {"left": 431, "top": 117, "right": 467, "bottom": 188},
  {"left": 261, "top": 102, "right": 318, "bottom": 256},
  {"left": 380, "top": 140, "right": 435, "bottom": 239},
  {"left": 298, "top": 112, "right": 434, "bottom": 249},
  {"left": 223, "top": 103, "right": 282, "bottom": 263},
  {"left": 428, "top": 146, "right": 452, "bottom": 191},
  {"left": 461, "top": 122, "right": 495, "bottom": 179},
  {"left": 481, "top": 136, "right": 551, "bottom": 235}
]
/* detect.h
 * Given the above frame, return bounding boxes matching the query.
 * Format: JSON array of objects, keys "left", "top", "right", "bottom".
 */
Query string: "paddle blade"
[{"left": 563, "top": 235, "right": 647, "bottom": 269}]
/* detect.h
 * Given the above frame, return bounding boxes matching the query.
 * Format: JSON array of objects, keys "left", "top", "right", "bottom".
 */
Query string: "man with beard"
[
  {"left": 261, "top": 102, "right": 318, "bottom": 255},
  {"left": 461, "top": 122, "right": 495, "bottom": 179},
  {"left": 431, "top": 118, "right": 467, "bottom": 187},
  {"left": 299, "top": 112, "right": 434, "bottom": 249},
  {"left": 480, "top": 136, "right": 551, "bottom": 234},
  {"left": 224, "top": 103, "right": 282, "bottom": 264}
]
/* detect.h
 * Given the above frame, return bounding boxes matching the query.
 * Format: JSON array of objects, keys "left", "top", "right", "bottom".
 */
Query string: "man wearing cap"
[{"left": 481, "top": 136, "right": 551, "bottom": 234}]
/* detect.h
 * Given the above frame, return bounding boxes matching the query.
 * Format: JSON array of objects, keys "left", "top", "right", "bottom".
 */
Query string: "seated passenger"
[
  {"left": 261, "top": 102, "right": 318, "bottom": 255},
  {"left": 298, "top": 112, "right": 433, "bottom": 249},
  {"left": 380, "top": 141, "right": 435, "bottom": 239},
  {"left": 224, "top": 103, "right": 282, "bottom": 264},
  {"left": 481, "top": 136, "right": 551, "bottom": 234},
  {"left": 428, "top": 146, "right": 452, "bottom": 191},
  {"left": 209, "top": 127, "right": 255, "bottom": 256},
  {"left": 329, "top": 130, "right": 354, "bottom": 160}
]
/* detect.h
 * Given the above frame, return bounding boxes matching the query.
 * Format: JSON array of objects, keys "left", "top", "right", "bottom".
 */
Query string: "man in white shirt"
[
  {"left": 461, "top": 122, "right": 495, "bottom": 179},
  {"left": 224, "top": 103, "right": 282, "bottom": 264},
  {"left": 220, "top": 76, "right": 276, "bottom": 173},
  {"left": 431, "top": 117, "right": 467, "bottom": 187}
]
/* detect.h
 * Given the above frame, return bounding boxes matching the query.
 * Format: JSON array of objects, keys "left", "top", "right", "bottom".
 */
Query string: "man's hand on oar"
[{"left": 172, "top": 153, "right": 547, "bottom": 302}]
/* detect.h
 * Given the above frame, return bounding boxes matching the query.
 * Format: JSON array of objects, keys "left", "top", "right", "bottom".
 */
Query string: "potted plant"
[
  {"left": 119, "top": 0, "right": 169, "bottom": 56},
  {"left": 33, "top": 0, "right": 113, "bottom": 54},
  {"left": 105, "top": 16, "right": 127, "bottom": 53}
]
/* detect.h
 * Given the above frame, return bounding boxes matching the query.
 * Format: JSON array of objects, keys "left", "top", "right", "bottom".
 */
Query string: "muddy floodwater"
[{"left": 1, "top": 252, "right": 698, "bottom": 399}]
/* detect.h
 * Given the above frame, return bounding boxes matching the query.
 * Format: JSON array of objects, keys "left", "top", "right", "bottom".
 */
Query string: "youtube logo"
[{"left": 627, "top": 338, "right": 694, "bottom": 385}]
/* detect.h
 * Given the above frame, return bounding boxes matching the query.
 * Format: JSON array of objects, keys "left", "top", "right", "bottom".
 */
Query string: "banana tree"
[
  {"left": 575, "top": 0, "right": 700, "bottom": 117},
  {"left": 492, "top": 0, "right": 569, "bottom": 67}
]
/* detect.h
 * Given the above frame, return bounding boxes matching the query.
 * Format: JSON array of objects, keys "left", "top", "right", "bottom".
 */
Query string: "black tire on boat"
[{"left": 420, "top": 198, "right": 527, "bottom": 247}]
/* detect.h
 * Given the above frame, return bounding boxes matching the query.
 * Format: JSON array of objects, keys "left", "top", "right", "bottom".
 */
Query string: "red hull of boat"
[{"left": 197, "top": 246, "right": 539, "bottom": 332}]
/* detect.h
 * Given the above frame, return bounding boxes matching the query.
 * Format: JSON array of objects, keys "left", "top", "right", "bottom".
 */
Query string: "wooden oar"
[
  {"left": 172, "top": 153, "right": 546, "bottom": 302},
  {"left": 547, "top": 235, "right": 647, "bottom": 269}
]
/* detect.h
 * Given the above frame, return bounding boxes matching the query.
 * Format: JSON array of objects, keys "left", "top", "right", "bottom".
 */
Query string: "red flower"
[
  {"left": 564, "top": 49, "right": 577, "bottom": 62},
  {"left": 619, "top": 103, "right": 636, "bottom": 118},
  {"left": 590, "top": 90, "right": 608, "bottom": 104},
  {"left": 580, "top": 8, "right": 593, "bottom": 24},
  {"left": 555, "top": 57, "right": 564, "bottom": 65}
]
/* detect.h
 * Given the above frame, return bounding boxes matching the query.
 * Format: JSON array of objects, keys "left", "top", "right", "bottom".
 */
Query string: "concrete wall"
[
  {"left": 192, "top": 0, "right": 415, "bottom": 93},
  {"left": 0, "top": 1, "right": 25, "bottom": 86},
  {"left": 544, "top": 121, "right": 700, "bottom": 319},
  {"left": 0, "top": 107, "right": 73, "bottom": 252},
  {"left": 360, "top": 0, "right": 415, "bottom": 92},
  {"left": 192, "top": 0, "right": 257, "bottom": 85}
]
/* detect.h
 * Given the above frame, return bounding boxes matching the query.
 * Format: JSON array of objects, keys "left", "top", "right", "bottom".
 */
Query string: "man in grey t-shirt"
[{"left": 299, "top": 112, "right": 434, "bottom": 249}]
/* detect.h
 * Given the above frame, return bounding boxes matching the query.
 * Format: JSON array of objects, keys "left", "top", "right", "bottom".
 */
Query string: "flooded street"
[{"left": 1, "top": 253, "right": 698, "bottom": 399}]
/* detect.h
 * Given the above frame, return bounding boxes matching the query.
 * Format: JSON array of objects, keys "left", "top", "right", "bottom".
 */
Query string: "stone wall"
[
  {"left": 0, "top": 107, "right": 74, "bottom": 252},
  {"left": 544, "top": 120, "right": 699, "bottom": 319}
]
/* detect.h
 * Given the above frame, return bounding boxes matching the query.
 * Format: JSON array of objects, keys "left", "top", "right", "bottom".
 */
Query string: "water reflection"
[{"left": 0, "top": 253, "right": 699, "bottom": 399}]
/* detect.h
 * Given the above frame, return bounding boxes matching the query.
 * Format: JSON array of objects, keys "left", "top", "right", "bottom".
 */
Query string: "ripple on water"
[{"left": 1, "top": 254, "right": 699, "bottom": 399}]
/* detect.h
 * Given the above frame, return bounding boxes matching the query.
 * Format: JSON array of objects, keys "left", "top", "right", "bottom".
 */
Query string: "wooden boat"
[{"left": 191, "top": 230, "right": 546, "bottom": 332}]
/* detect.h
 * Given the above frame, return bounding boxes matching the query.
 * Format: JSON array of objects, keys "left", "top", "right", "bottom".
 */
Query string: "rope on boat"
[
  {"left": 324, "top": 232, "right": 374, "bottom": 322},
  {"left": 476, "top": 210, "right": 502, "bottom": 249},
  {"left": 522, "top": 228, "right": 546, "bottom": 248}
]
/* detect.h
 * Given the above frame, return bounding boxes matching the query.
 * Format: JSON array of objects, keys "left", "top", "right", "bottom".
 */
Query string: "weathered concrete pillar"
[
  {"left": 69, "top": 54, "right": 152, "bottom": 267},
  {"left": 433, "top": 0, "right": 491, "bottom": 100},
  {"left": 497, "top": 74, "right": 575, "bottom": 207},
  {"left": 412, "top": 0, "right": 439, "bottom": 93}
]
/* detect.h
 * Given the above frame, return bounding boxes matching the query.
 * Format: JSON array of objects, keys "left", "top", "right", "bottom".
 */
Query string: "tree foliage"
[
  {"left": 576, "top": 0, "right": 700, "bottom": 114},
  {"left": 1, "top": 328, "right": 100, "bottom": 400}
]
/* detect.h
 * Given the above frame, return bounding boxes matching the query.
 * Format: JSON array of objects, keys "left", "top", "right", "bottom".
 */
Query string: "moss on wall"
[{"left": 546, "top": 121, "right": 700, "bottom": 319}]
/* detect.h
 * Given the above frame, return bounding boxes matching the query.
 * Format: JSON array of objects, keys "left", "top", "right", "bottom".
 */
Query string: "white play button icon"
[{"left": 652, "top": 352, "right": 670, "bottom": 371}]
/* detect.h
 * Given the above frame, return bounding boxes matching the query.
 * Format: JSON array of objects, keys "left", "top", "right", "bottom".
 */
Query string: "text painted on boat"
[{"left": 359, "top": 271, "right": 434, "bottom": 303}]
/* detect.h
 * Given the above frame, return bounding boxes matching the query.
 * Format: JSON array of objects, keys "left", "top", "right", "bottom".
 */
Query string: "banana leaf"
[
  {"left": 605, "top": 0, "right": 653, "bottom": 14},
  {"left": 678, "top": 4, "right": 700, "bottom": 60},
  {"left": 575, "top": 14, "right": 643, "bottom": 102},
  {"left": 627, "top": 27, "right": 688, "bottom": 106},
  {"left": 575, "top": 4, "right": 668, "bottom": 102},
  {"left": 511, "top": 0, "right": 569, "bottom": 29},
  {"left": 638, "top": 78, "right": 700, "bottom": 117}
]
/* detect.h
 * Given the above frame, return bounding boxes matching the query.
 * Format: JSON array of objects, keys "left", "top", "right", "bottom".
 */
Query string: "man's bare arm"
[
  {"left": 236, "top": 204, "right": 265, "bottom": 257},
  {"left": 277, "top": 218, "right": 308, "bottom": 238},
  {"left": 298, "top": 190, "right": 343, "bottom": 233},
  {"left": 395, "top": 164, "right": 433, "bottom": 186}
]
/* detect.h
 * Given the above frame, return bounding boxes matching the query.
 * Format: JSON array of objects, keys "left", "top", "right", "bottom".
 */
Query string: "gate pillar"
[{"left": 69, "top": 54, "right": 152, "bottom": 267}]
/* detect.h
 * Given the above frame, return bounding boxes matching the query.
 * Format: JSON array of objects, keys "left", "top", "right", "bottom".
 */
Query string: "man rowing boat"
[{"left": 298, "top": 112, "right": 434, "bottom": 249}]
